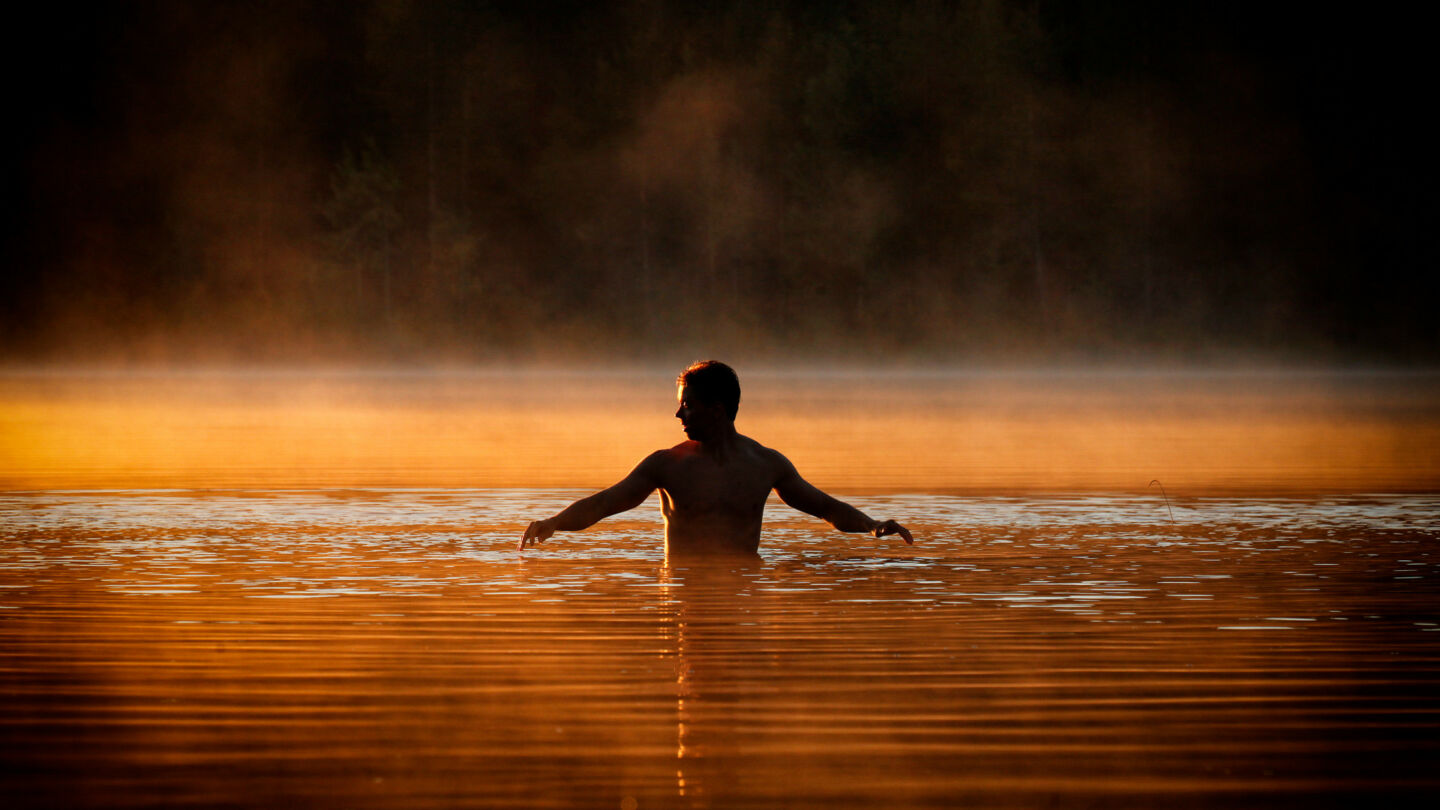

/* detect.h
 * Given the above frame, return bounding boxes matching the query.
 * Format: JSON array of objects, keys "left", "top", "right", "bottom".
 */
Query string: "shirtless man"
[{"left": 519, "top": 360, "right": 913, "bottom": 555}]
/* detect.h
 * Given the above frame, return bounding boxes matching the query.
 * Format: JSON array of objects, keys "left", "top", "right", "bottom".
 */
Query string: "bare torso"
[
  {"left": 648, "top": 435, "right": 783, "bottom": 555},
  {"left": 518, "top": 403, "right": 911, "bottom": 554}
]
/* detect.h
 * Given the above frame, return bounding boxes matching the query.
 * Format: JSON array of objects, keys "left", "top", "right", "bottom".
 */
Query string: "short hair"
[{"left": 677, "top": 360, "right": 741, "bottom": 420}]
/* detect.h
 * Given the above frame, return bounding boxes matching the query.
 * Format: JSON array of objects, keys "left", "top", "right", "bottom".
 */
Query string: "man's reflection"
[{"left": 659, "top": 556, "right": 766, "bottom": 802}]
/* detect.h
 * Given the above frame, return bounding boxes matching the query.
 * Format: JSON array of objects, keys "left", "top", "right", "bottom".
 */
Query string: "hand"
[
  {"left": 871, "top": 519, "right": 914, "bottom": 545},
  {"left": 519, "top": 518, "right": 556, "bottom": 550}
]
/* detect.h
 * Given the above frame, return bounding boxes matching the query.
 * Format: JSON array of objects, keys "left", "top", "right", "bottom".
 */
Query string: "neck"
[{"left": 697, "top": 423, "right": 739, "bottom": 456}]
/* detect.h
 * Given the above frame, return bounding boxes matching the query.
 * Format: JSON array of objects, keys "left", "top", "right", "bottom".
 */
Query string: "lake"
[{"left": 1, "top": 369, "right": 1438, "bottom": 808}]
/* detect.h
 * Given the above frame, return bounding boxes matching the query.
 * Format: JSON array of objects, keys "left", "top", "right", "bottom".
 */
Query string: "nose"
[{"left": 675, "top": 404, "right": 685, "bottom": 420}]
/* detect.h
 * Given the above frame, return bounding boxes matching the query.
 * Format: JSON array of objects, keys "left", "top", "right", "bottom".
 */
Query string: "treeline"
[{"left": 6, "top": 1, "right": 1427, "bottom": 363}]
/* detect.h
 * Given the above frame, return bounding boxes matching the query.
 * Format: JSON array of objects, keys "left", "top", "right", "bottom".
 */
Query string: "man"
[{"left": 520, "top": 360, "right": 913, "bottom": 555}]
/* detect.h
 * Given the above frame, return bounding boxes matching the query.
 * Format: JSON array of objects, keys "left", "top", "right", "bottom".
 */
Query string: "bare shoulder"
[
  {"left": 737, "top": 435, "right": 799, "bottom": 480},
  {"left": 641, "top": 442, "right": 698, "bottom": 474},
  {"left": 643, "top": 445, "right": 683, "bottom": 468},
  {"left": 657, "top": 440, "right": 703, "bottom": 460}
]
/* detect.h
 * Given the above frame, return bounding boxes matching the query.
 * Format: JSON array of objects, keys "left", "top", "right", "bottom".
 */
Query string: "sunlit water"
[
  {"left": 2, "top": 489, "right": 1437, "bottom": 808},
  {"left": 2, "top": 370, "right": 1439, "bottom": 807}
]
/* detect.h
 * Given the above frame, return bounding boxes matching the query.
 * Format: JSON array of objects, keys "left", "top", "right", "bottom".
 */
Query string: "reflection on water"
[{"left": 2, "top": 490, "right": 1437, "bottom": 808}]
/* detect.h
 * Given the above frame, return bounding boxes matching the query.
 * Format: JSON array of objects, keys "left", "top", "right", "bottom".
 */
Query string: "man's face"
[{"left": 675, "top": 384, "right": 724, "bottom": 442}]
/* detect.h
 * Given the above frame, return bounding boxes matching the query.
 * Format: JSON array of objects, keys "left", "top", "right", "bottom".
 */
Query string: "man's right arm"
[{"left": 519, "top": 452, "right": 664, "bottom": 549}]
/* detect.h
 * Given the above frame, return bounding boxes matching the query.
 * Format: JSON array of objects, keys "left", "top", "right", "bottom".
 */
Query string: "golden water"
[{"left": 1, "top": 370, "right": 1438, "bottom": 807}]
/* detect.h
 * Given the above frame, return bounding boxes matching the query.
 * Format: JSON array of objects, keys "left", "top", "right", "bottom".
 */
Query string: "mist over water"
[{"left": 4, "top": 367, "right": 1438, "bottom": 494}]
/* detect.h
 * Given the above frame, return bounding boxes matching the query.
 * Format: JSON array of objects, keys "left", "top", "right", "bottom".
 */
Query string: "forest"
[{"left": 3, "top": 1, "right": 1433, "bottom": 364}]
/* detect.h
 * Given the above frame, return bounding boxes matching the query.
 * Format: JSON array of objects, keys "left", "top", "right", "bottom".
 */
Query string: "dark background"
[{"left": 3, "top": 1, "right": 1434, "bottom": 365}]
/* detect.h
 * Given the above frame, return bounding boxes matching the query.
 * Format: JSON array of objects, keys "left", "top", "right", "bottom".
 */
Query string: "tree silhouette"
[{"left": 323, "top": 138, "right": 401, "bottom": 325}]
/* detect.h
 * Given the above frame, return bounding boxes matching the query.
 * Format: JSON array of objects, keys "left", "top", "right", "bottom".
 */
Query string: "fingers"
[
  {"left": 895, "top": 523, "right": 914, "bottom": 545},
  {"left": 519, "top": 520, "right": 550, "bottom": 551},
  {"left": 874, "top": 519, "right": 915, "bottom": 545}
]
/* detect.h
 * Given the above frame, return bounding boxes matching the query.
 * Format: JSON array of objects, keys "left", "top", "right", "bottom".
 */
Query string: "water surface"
[
  {"left": 2, "top": 370, "right": 1438, "bottom": 807},
  {"left": 2, "top": 489, "right": 1437, "bottom": 808}
]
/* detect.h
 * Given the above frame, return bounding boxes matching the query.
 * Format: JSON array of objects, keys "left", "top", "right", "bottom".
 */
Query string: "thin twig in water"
[{"left": 1149, "top": 479, "right": 1176, "bottom": 525}]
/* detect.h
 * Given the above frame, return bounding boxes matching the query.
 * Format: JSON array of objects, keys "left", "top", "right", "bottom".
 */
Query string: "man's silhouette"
[{"left": 520, "top": 361, "right": 913, "bottom": 555}]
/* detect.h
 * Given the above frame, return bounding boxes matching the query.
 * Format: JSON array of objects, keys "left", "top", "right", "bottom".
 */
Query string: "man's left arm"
[{"left": 772, "top": 453, "right": 914, "bottom": 544}]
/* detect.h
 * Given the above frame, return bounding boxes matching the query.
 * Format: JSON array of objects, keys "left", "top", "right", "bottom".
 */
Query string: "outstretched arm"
[
  {"left": 519, "top": 453, "right": 662, "bottom": 550},
  {"left": 772, "top": 455, "right": 914, "bottom": 544}
]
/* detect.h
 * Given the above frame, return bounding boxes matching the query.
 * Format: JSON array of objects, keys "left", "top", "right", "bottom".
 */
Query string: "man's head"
[
  {"left": 675, "top": 360, "right": 740, "bottom": 441},
  {"left": 677, "top": 360, "right": 740, "bottom": 419}
]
